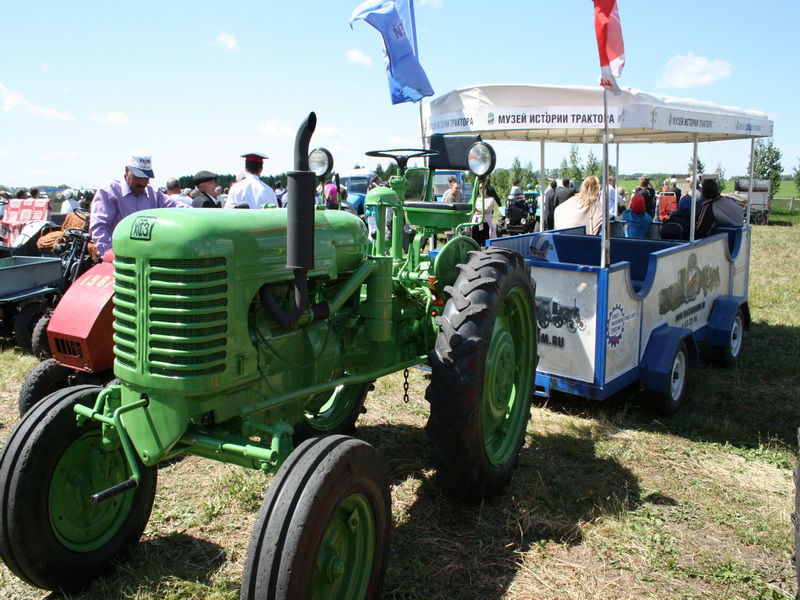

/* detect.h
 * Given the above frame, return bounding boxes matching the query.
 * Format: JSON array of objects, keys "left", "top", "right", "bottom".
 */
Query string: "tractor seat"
[{"left": 403, "top": 201, "right": 472, "bottom": 211}]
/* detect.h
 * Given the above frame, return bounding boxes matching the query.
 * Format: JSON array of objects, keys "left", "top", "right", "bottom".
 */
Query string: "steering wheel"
[
  {"left": 365, "top": 148, "right": 438, "bottom": 175},
  {"left": 72, "top": 207, "right": 90, "bottom": 223},
  {"left": 65, "top": 227, "right": 93, "bottom": 242}
]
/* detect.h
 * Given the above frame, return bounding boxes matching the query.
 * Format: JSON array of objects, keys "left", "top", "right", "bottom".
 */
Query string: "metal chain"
[{"left": 403, "top": 368, "right": 410, "bottom": 403}]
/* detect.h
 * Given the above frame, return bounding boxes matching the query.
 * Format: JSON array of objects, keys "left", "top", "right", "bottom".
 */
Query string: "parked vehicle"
[
  {"left": 1, "top": 116, "right": 537, "bottom": 597},
  {"left": 0, "top": 208, "right": 96, "bottom": 353},
  {"left": 732, "top": 178, "right": 771, "bottom": 225},
  {"left": 337, "top": 168, "right": 378, "bottom": 215},
  {"left": 491, "top": 224, "right": 749, "bottom": 415},
  {"left": 0, "top": 255, "right": 61, "bottom": 350},
  {"left": 498, "top": 192, "right": 538, "bottom": 236},
  {"left": 0, "top": 196, "right": 54, "bottom": 258},
  {"left": 30, "top": 207, "right": 97, "bottom": 356}
]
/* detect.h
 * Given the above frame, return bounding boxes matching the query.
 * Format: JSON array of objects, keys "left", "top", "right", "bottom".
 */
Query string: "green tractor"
[{"left": 0, "top": 113, "right": 538, "bottom": 599}]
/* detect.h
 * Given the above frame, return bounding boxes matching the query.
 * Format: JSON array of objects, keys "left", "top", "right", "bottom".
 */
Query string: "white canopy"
[{"left": 422, "top": 84, "right": 773, "bottom": 144}]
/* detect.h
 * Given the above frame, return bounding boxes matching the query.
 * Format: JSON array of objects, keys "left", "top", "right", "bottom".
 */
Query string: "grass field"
[{"left": 1, "top": 201, "right": 799, "bottom": 599}]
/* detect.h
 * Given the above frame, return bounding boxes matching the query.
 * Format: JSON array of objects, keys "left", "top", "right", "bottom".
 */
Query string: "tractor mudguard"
[{"left": 639, "top": 325, "right": 697, "bottom": 393}]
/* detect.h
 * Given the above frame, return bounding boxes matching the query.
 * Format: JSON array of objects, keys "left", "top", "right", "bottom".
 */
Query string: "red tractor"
[{"left": 18, "top": 260, "right": 116, "bottom": 414}]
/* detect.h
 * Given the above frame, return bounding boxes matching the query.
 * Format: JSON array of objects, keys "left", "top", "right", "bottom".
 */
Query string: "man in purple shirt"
[{"left": 90, "top": 150, "right": 189, "bottom": 258}]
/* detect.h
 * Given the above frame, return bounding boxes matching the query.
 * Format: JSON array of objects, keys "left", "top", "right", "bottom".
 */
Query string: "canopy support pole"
[
  {"left": 600, "top": 88, "right": 610, "bottom": 268},
  {"left": 540, "top": 138, "right": 546, "bottom": 231},
  {"left": 689, "top": 134, "right": 699, "bottom": 242},
  {"left": 418, "top": 100, "right": 428, "bottom": 167},
  {"left": 747, "top": 138, "right": 756, "bottom": 225}
]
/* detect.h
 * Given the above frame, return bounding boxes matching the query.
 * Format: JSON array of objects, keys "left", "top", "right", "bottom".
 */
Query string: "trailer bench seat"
[{"left": 707, "top": 226, "right": 745, "bottom": 258}]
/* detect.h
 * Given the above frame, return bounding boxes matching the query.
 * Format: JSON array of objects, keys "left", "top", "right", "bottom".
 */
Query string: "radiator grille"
[{"left": 113, "top": 256, "right": 229, "bottom": 377}]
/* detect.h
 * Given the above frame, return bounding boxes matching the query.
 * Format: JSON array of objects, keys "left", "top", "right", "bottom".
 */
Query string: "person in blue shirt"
[{"left": 620, "top": 193, "right": 653, "bottom": 238}]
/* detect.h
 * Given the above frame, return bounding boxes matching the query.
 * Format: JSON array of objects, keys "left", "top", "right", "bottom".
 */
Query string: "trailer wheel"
[
  {"left": 14, "top": 301, "right": 46, "bottom": 353},
  {"left": 293, "top": 381, "right": 372, "bottom": 445},
  {"left": 240, "top": 435, "right": 390, "bottom": 600},
  {"left": 0, "top": 385, "right": 157, "bottom": 592},
  {"left": 31, "top": 310, "right": 52, "bottom": 359},
  {"left": 653, "top": 340, "right": 689, "bottom": 415},
  {"left": 18, "top": 358, "right": 74, "bottom": 417},
  {"left": 711, "top": 308, "right": 745, "bottom": 368},
  {"left": 426, "top": 247, "right": 537, "bottom": 502}
]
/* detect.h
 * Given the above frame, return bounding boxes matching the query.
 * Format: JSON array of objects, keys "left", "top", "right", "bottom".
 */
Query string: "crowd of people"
[
  {"left": 542, "top": 173, "right": 743, "bottom": 241},
  {"left": 3, "top": 148, "right": 746, "bottom": 262}
]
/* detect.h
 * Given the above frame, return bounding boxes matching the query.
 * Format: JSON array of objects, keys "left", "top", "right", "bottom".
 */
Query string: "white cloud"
[
  {"left": 656, "top": 52, "right": 733, "bottom": 89},
  {"left": 0, "top": 149, "right": 10, "bottom": 158},
  {"left": 213, "top": 31, "right": 239, "bottom": 51},
  {"left": 259, "top": 119, "right": 294, "bottom": 137},
  {"left": 42, "top": 63, "right": 49, "bottom": 73},
  {"left": 42, "top": 151, "right": 79, "bottom": 161},
  {"left": 315, "top": 125, "right": 349, "bottom": 139},
  {"left": 0, "top": 83, "right": 76, "bottom": 121},
  {"left": 346, "top": 49, "right": 372, "bottom": 67},
  {"left": 386, "top": 135, "right": 421, "bottom": 147},
  {"left": 91, "top": 111, "right": 130, "bottom": 125}
]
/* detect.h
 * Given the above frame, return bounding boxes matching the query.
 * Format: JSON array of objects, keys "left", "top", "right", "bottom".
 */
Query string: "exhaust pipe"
[{"left": 259, "top": 112, "right": 327, "bottom": 328}]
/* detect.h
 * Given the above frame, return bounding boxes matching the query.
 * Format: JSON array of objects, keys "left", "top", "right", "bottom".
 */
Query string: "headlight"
[
  {"left": 309, "top": 147, "right": 334, "bottom": 179},
  {"left": 467, "top": 142, "right": 496, "bottom": 177}
]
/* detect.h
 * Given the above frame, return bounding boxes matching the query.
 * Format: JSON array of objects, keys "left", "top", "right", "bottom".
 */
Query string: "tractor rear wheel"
[
  {"left": 31, "top": 310, "right": 52, "bottom": 359},
  {"left": 426, "top": 247, "right": 537, "bottom": 502},
  {"left": 14, "top": 301, "right": 46, "bottom": 353},
  {"left": 18, "top": 358, "right": 74, "bottom": 417},
  {"left": 241, "top": 435, "right": 390, "bottom": 600},
  {"left": 293, "top": 381, "right": 372, "bottom": 445},
  {"left": 0, "top": 385, "right": 157, "bottom": 592}
]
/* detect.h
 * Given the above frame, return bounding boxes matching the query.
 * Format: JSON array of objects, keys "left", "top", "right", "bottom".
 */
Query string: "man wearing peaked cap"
[
  {"left": 90, "top": 150, "right": 190, "bottom": 258},
  {"left": 224, "top": 152, "right": 278, "bottom": 209},
  {"left": 192, "top": 170, "right": 221, "bottom": 208}
]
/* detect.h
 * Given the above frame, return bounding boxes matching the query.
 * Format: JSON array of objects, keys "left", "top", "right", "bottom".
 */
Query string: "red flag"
[{"left": 593, "top": 0, "right": 625, "bottom": 94}]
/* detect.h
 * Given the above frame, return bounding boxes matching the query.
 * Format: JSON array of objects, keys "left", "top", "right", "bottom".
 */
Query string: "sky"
[{"left": 1, "top": 0, "right": 796, "bottom": 191}]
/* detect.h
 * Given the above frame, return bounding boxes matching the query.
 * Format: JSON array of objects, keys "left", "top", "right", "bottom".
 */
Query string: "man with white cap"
[
  {"left": 224, "top": 152, "right": 278, "bottom": 209},
  {"left": 90, "top": 150, "right": 189, "bottom": 258}
]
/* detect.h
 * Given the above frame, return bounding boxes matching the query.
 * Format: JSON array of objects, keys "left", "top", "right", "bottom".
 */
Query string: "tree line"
[{"left": 3, "top": 138, "right": 792, "bottom": 201}]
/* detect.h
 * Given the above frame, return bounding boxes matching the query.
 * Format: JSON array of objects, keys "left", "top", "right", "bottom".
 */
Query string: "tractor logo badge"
[
  {"left": 607, "top": 303, "right": 636, "bottom": 348},
  {"left": 130, "top": 216, "right": 156, "bottom": 241}
]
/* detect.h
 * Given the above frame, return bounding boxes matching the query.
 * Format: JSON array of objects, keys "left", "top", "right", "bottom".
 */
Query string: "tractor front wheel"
[
  {"left": 426, "top": 247, "right": 537, "bottom": 502},
  {"left": 241, "top": 435, "right": 390, "bottom": 600},
  {"left": 0, "top": 385, "right": 157, "bottom": 592}
]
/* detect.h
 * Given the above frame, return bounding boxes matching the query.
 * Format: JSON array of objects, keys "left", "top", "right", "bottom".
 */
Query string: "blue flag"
[{"left": 350, "top": 0, "right": 434, "bottom": 105}]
